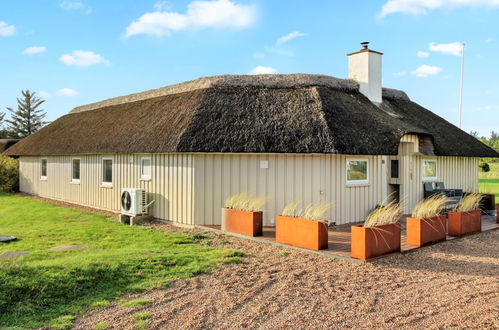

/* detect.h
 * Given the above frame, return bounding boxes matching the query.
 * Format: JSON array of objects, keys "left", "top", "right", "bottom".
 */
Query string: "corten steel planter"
[
  {"left": 275, "top": 215, "right": 328, "bottom": 251},
  {"left": 351, "top": 222, "right": 401, "bottom": 261},
  {"left": 221, "top": 208, "right": 263, "bottom": 237},
  {"left": 447, "top": 210, "right": 482, "bottom": 236},
  {"left": 406, "top": 215, "right": 447, "bottom": 247}
]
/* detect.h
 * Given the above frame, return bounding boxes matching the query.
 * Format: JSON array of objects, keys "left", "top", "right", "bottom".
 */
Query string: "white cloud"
[
  {"left": 276, "top": 31, "right": 305, "bottom": 44},
  {"left": 57, "top": 88, "right": 78, "bottom": 96},
  {"left": 249, "top": 66, "right": 277, "bottom": 75},
  {"left": 379, "top": 0, "right": 499, "bottom": 17},
  {"left": 154, "top": 1, "right": 172, "bottom": 11},
  {"left": 0, "top": 21, "right": 15, "bottom": 36},
  {"left": 411, "top": 64, "right": 442, "bottom": 77},
  {"left": 393, "top": 71, "right": 406, "bottom": 77},
  {"left": 60, "top": 50, "right": 110, "bottom": 67},
  {"left": 417, "top": 50, "right": 430, "bottom": 58},
  {"left": 39, "top": 91, "right": 50, "bottom": 98},
  {"left": 125, "top": 0, "right": 256, "bottom": 37},
  {"left": 485, "top": 37, "right": 494, "bottom": 43},
  {"left": 23, "top": 46, "right": 47, "bottom": 55},
  {"left": 253, "top": 52, "right": 265, "bottom": 59},
  {"left": 59, "top": 1, "right": 92, "bottom": 13},
  {"left": 429, "top": 42, "right": 463, "bottom": 56}
]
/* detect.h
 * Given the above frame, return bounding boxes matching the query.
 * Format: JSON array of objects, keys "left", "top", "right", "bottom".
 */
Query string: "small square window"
[
  {"left": 422, "top": 159, "right": 437, "bottom": 181},
  {"left": 102, "top": 158, "right": 113, "bottom": 185},
  {"left": 346, "top": 158, "right": 369, "bottom": 185},
  {"left": 141, "top": 157, "right": 151, "bottom": 180},
  {"left": 72, "top": 159, "right": 81, "bottom": 182},
  {"left": 40, "top": 158, "right": 47, "bottom": 179}
]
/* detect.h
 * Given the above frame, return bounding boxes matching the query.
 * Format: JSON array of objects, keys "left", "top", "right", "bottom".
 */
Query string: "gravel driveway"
[{"left": 74, "top": 225, "right": 499, "bottom": 329}]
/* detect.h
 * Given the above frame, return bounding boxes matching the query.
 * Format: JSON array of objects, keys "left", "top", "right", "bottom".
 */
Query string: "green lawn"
[
  {"left": 0, "top": 194, "right": 240, "bottom": 329},
  {"left": 479, "top": 162, "right": 499, "bottom": 201}
]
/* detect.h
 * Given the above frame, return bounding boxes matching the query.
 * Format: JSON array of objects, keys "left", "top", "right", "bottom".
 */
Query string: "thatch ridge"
[
  {"left": 71, "top": 74, "right": 359, "bottom": 114},
  {"left": 382, "top": 88, "right": 410, "bottom": 101}
]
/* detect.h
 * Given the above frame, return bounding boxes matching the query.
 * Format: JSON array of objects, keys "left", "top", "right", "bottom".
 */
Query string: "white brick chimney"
[{"left": 347, "top": 42, "right": 383, "bottom": 104}]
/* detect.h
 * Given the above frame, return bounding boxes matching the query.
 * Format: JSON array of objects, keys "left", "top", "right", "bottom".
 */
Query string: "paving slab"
[
  {"left": 0, "top": 251, "right": 28, "bottom": 259},
  {"left": 49, "top": 244, "right": 88, "bottom": 251}
]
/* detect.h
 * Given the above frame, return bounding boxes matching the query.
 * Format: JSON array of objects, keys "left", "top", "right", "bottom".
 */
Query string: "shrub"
[
  {"left": 224, "top": 193, "right": 267, "bottom": 212},
  {"left": 411, "top": 195, "right": 449, "bottom": 219},
  {"left": 0, "top": 155, "right": 19, "bottom": 192},
  {"left": 478, "top": 161, "right": 490, "bottom": 172}
]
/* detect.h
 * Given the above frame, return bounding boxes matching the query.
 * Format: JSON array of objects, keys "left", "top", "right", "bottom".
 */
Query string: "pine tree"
[
  {"left": 0, "top": 111, "right": 7, "bottom": 139},
  {"left": 6, "top": 90, "right": 46, "bottom": 138}
]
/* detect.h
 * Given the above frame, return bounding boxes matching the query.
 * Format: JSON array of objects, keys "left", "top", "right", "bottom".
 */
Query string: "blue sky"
[{"left": 0, "top": 0, "right": 498, "bottom": 136}]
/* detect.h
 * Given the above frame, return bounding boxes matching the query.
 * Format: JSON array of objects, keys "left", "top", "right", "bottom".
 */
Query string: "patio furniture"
[
  {"left": 423, "top": 182, "right": 463, "bottom": 211},
  {"left": 423, "top": 182, "right": 437, "bottom": 199},
  {"left": 434, "top": 182, "right": 461, "bottom": 197}
]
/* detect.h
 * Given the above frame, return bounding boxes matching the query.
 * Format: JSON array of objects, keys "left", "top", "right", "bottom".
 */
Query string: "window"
[
  {"left": 422, "top": 159, "right": 437, "bottom": 181},
  {"left": 40, "top": 158, "right": 47, "bottom": 180},
  {"left": 102, "top": 158, "right": 113, "bottom": 186},
  {"left": 390, "top": 159, "right": 399, "bottom": 178},
  {"left": 140, "top": 157, "right": 151, "bottom": 180},
  {"left": 346, "top": 158, "right": 369, "bottom": 185},
  {"left": 71, "top": 158, "right": 81, "bottom": 183}
]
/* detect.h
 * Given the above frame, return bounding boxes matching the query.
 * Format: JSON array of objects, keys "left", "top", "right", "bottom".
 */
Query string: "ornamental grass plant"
[
  {"left": 281, "top": 202, "right": 330, "bottom": 221},
  {"left": 411, "top": 195, "right": 449, "bottom": 219},
  {"left": 224, "top": 193, "right": 267, "bottom": 212}
]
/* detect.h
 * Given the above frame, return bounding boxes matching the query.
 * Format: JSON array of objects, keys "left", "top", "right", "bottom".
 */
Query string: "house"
[
  {"left": 4, "top": 44, "right": 498, "bottom": 227},
  {"left": 0, "top": 139, "right": 20, "bottom": 154}
]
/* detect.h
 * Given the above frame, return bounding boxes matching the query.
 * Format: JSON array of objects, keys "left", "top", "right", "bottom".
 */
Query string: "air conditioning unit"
[{"left": 121, "top": 188, "right": 148, "bottom": 216}]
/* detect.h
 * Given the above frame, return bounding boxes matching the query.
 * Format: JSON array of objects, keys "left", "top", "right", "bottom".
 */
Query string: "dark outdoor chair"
[
  {"left": 423, "top": 182, "right": 436, "bottom": 199},
  {"left": 434, "top": 182, "right": 456, "bottom": 197}
]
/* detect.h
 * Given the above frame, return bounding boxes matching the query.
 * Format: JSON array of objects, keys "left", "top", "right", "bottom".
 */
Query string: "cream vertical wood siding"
[
  {"left": 19, "top": 154, "right": 195, "bottom": 225},
  {"left": 398, "top": 134, "right": 479, "bottom": 213},
  {"left": 18, "top": 148, "right": 478, "bottom": 227},
  {"left": 193, "top": 154, "right": 389, "bottom": 226}
]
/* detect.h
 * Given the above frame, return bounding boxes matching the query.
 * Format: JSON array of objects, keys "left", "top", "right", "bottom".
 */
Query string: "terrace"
[{"left": 199, "top": 213, "right": 499, "bottom": 263}]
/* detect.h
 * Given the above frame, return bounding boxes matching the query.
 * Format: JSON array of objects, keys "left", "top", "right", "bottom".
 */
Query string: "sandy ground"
[{"left": 73, "top": 224, "right": 499, "bottom": 329}]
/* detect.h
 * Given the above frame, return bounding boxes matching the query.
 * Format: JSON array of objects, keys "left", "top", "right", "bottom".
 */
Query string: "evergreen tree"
[
  {"left": 6, "top": 90, "right": 46, "bottom": 138},
  {"left": 0, "top": 111, "right": 8, "bottom": 139}
]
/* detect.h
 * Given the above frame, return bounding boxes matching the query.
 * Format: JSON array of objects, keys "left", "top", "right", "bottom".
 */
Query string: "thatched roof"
[
  {"left": 4, "top": 74, "right": 498, "bottom": 157},
  {"left": 0, "top": 139, "right": 20, "bottom": 153}
]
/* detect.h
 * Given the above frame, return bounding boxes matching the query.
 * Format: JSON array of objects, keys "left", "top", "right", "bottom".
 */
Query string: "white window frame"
[
  {"left": 140, "top": 156, "right": 152, "bottom": 180},
  {"left": 40, "top": 158, "right": 48, "bottom": 180},
  {"left": 101, "top": 157, "right": 113, "bottom": 187},
  {"left": 71, "top": 158, "right": 81, "bottom": 184},
  {"left": 422, "top": 158, "right": 438, "bottom": 181},
  {"left": 346, "top": 158, "right": 370, "bottom": 186}
]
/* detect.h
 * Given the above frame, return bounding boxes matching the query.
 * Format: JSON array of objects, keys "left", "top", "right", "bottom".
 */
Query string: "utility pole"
[{"left": 458, "top": 42, "right": 465, "bottom": 128}]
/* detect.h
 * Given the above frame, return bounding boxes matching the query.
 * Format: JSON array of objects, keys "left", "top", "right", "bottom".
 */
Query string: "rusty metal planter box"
[
  {"left": 351, "top": 222, "right": 401, "bottom": 261},
  {"left": 275, "top": 215, "right": 328, "bottom": 251},
  {"left": 221, "top": 208, "right": 263, "bottom": 237},
  {"left": 448, "top": 210, "right": 481, "bottom": 236},
  {"left": 406, "top": 215, "right": 447, "bottom": 247}
]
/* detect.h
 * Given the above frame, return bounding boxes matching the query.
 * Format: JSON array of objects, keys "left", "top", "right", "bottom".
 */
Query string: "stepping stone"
[
  {"left": 0, "top": 251, "right": 28, "bottom": 259},
  {"left": 49, "top": 244, "right": 87, "bottom": 251},
  {"left": 0, "top": 236, "right": 17, "bottom": 243}
]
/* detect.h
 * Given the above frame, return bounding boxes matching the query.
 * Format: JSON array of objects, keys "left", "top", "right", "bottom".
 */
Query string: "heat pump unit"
[{"left": 121, "top": 188, "right": 147, "bottom": 216}]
